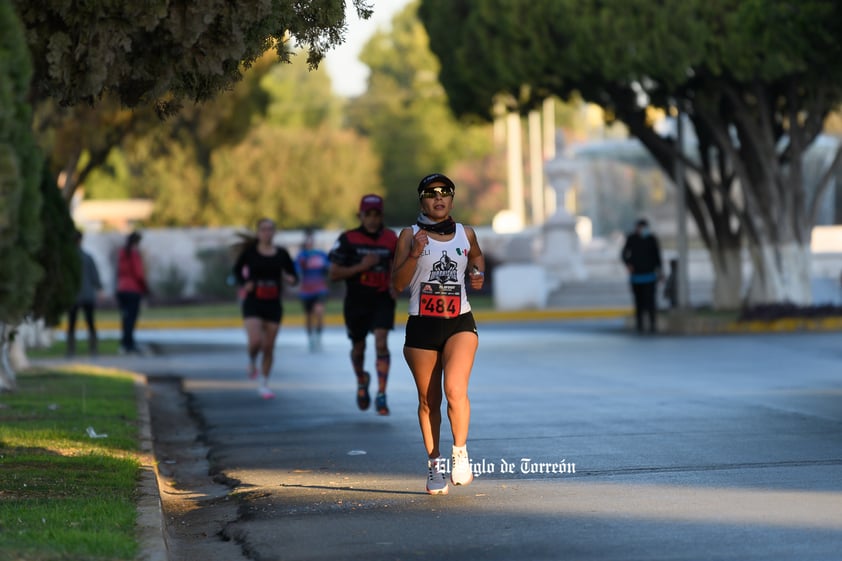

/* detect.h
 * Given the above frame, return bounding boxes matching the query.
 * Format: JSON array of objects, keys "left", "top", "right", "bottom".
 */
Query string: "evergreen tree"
[
  {"left": 0, "top": 2, "right": 44, "bottom": 391},
  {"left": 31, "top": 164, "right": 79, "bottom": 327}
]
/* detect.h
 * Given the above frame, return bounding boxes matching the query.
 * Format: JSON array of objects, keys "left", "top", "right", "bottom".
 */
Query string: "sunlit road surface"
[{"left": 89, "top": 320, "right": 842, "bottom": 560}]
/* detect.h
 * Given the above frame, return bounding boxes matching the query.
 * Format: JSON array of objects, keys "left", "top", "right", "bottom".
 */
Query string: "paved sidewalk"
[{"left": 46, "top": 317, "right": 842, "bottom": 561}]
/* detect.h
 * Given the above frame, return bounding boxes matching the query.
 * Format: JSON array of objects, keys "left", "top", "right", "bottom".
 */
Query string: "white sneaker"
[
  {"left": 426, "top": 457, "right": 449, "bottom": 495},
  {"left": 258, "top": 386, "right": 275, "bottom": 399},
  {"left": 451, "top": 446, "right": 473, "bottom": 486}
]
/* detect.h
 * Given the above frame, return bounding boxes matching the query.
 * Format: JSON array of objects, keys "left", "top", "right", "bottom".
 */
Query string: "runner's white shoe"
[
  {"left": 426, "top": 457, "right": 449, "bottom": 495},
  {"left": 451, "top": 446, "right": 473, "bottom": 486},
  {"left": 258, "top": 386, "right": 275, "bottom": 399}
]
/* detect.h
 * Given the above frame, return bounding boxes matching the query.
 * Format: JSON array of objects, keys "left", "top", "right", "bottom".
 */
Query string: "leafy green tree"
[
  {"left": 0, "top": 2, "right": 44, "bottom": 391},
  {"left": 33, "top": 96, "right": 156, "bottom": 203},
  {"left": 2, "top": 0, "right": 373, "bottom": 389},
  {"left": 205, "top": 124, "right": 380, "bottom": 229},
  {"left": 420, "top": 0, "right": 842, "bottom": 307},
  {"left": 24, "top": 0, "right": 374, "bottom": 203},
  {"left": 261, "top": 53, "right": 345, "bottom": 129},
  {"left": 14, "top": 0, "right": 373, "bottom": 115},
  {"left": 96, "top": 51, "right": 286, "bottom": 225},
  {"left": 348, "top": 1, "right": 499, "bottom": 225},
  {"left": 113, "top": 50, "right": 380, "bottom": 228}
]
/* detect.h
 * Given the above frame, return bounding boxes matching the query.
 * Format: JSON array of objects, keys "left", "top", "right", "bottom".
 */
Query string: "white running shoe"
[
  {"left": 451, "top": 447, "right": 473, "bottom": 486},
  {"left": 258, "top": 386, "right": 275, "bottom": 399},
  {"left": 426, "top": 457, "right": 449, "bottom": 495}
]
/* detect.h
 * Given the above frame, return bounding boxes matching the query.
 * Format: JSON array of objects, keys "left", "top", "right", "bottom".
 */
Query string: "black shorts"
[
  {"left": 300, "top": 294, "right": 326, "bottom": 314},
  {"left": 344, "top": 295, "right": 396, "bottom": 342},
  {"left": 242, "top": 297, "right": 283, "bottom": 323},
  {"left": 404, "top": 312, "right": 478, "bottom": 352}
]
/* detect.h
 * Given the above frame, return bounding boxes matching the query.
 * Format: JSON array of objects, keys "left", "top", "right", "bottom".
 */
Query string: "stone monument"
[{"left": 539, "top": 152, "right": 588, "bottom": 293}]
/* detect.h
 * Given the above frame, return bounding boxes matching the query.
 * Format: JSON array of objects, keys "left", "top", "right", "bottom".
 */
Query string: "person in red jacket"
[{"left": 115, "top": 231, "right": 149, "bottom": 354}]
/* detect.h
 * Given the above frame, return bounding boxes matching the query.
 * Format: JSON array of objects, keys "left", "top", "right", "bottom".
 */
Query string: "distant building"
[{"left": 72, "top": 199, "right": 154, "bottom": 232}]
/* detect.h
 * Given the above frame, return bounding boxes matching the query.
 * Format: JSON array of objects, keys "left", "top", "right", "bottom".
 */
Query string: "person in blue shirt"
[
  {"left": 295, "top": 229, "right": 331, "bottom": 352},
  {"left": 621, "top": 218, "right": 663, "bottom": 333}
]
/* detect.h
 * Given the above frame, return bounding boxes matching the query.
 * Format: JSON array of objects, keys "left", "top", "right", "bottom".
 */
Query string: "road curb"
[{"left": 134, "top": 376, "right": 169, "bottom": 561}]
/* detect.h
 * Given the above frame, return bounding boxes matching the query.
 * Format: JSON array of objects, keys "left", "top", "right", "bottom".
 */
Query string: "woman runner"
[
  {"left": 232, "top": 218, "right": 298, "bottom": 398},
  {"left": 392, "top": 173, "right": 485, "bottom": 494}
]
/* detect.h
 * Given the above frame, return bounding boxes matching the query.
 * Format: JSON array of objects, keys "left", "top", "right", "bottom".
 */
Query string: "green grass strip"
[{"left": 0, "top": 367, "right": 141, "bottom": 560}]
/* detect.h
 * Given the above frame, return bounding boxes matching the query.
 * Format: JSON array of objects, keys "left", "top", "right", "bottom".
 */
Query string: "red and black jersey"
[
  {"left": 233, "top": 245, "right": 297, "bottom": 301},
  {"left": 329, "top": 226, "right": 398, "bottom": 301}
]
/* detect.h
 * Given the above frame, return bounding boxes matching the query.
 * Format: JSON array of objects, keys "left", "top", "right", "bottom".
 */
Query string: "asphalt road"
[{"left": 64, "top": 319, "right": 842, "bottom": 560}]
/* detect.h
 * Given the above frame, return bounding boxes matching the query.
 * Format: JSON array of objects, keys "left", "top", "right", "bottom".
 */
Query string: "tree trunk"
[
  {"left": 746, "top": 242, "right": 812, "bottom": 305},
  {"left": 710, "top": 246, "right": 743, "bottom": 309},
  {"left": 0, "top": 322, "right": 18, "bottom": 393}
]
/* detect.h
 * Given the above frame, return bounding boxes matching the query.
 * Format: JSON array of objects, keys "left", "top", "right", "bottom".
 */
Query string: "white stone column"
[{"left": 540, "top": 157, "right": 588, "bottom": 291}]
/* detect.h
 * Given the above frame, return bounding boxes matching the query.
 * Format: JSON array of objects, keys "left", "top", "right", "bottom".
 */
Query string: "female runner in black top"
[{"left": 233, "top": 218, "right": 298, "bottom": 399}]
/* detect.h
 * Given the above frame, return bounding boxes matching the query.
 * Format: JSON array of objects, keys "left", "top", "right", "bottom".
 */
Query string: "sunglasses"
[{"left": 419, "top": 186, "right": 455, "bottom": 199}]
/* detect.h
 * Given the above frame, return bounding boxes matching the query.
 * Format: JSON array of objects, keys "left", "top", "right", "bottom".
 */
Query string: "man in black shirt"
[
  {"left": 329, "top": 194, "right": 398, "bottom": 415},
  {"left": 621, "top": 218, "right": 663, "bottom": 333}
]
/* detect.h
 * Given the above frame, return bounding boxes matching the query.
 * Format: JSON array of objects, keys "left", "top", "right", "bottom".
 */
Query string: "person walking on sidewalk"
[
  {"left": 392, "top": 173, "right": 485, "bottom": 495},
  {"left": 295, "top": 228, "right": 330, "bottom": 352},
  {"left": 621, "top": 218, "right": 664, "bottom": 333},
  {"left": 328, "top": 194, "right": 398, "bottom": 416},
  {"left": 67, "top": 229, "right": 103, "bottom": 357},
  {"left": 232, "top": 218, "right": 299, "bottom": 399},
  {"left": 115, "top": 231, "right": 149, "bottom": 354}
]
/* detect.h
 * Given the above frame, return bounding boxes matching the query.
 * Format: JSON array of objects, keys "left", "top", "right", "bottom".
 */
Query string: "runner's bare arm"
[
  {"left": 392, "top": 227, "right": 422, "bottom": 292},
  {"left": 465, "top": 226, "right": 485, "bottom": 290}
]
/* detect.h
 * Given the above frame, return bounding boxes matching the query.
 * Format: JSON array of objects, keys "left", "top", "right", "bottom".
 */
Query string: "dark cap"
[
  {"left": 359, "top": 194, "right": 384, "bottom": 213},
  {"left": 417, "top": 173, "right": 455, "bottom": 193}
]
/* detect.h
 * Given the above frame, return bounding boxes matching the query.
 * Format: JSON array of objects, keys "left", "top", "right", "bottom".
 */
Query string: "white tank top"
[{"left": 407, "top": 223, "right": 473, "bottom": 318}]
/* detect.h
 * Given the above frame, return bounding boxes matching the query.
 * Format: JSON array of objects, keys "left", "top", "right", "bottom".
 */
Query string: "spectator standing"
[
  {"left": 621, "top": 218, "right": 664, "bottom": 333},
  {"left": 66, "top": 229, "right": 102, "bottom": 357},
  {"left": 115, "top": 231, "right": 149, "bottom": 353}
]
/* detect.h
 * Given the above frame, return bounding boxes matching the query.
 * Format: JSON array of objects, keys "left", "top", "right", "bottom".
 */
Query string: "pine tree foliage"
[
  {"left": 0, "top": 1, "right": 44, "bottom": 325},
  {"left": 31, "top": 165, "right": 79, "bottom": 327}
]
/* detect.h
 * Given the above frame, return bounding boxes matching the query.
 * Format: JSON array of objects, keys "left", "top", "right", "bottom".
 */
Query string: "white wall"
[{"left": 80, "top": 226, "right": 842, "bottom": 301}]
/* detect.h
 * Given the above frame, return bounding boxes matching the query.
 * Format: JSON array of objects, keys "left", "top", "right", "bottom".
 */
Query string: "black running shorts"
[
  {"left": 344, "top": 295, "right": 396, "bottom": 342},
  {"left": 300, "top": 294, "right": 326, "bottom": 314},
  {"left": 404, "top": 312, "right": 478, "bottom": 352},
  {"left": 242, "top": 296, "right": 283, "bottom": 323}
]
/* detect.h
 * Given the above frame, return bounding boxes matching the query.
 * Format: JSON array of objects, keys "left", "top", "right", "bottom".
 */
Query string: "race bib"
[
  {"left": 360, "top": 270, "right": 388, "bottom": 291},
  {"left": 419, "top": 282, "right": 461, "bottom": 318},
  {"left": 255, "top": 283, "right": 279, "bottom": 299}
]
